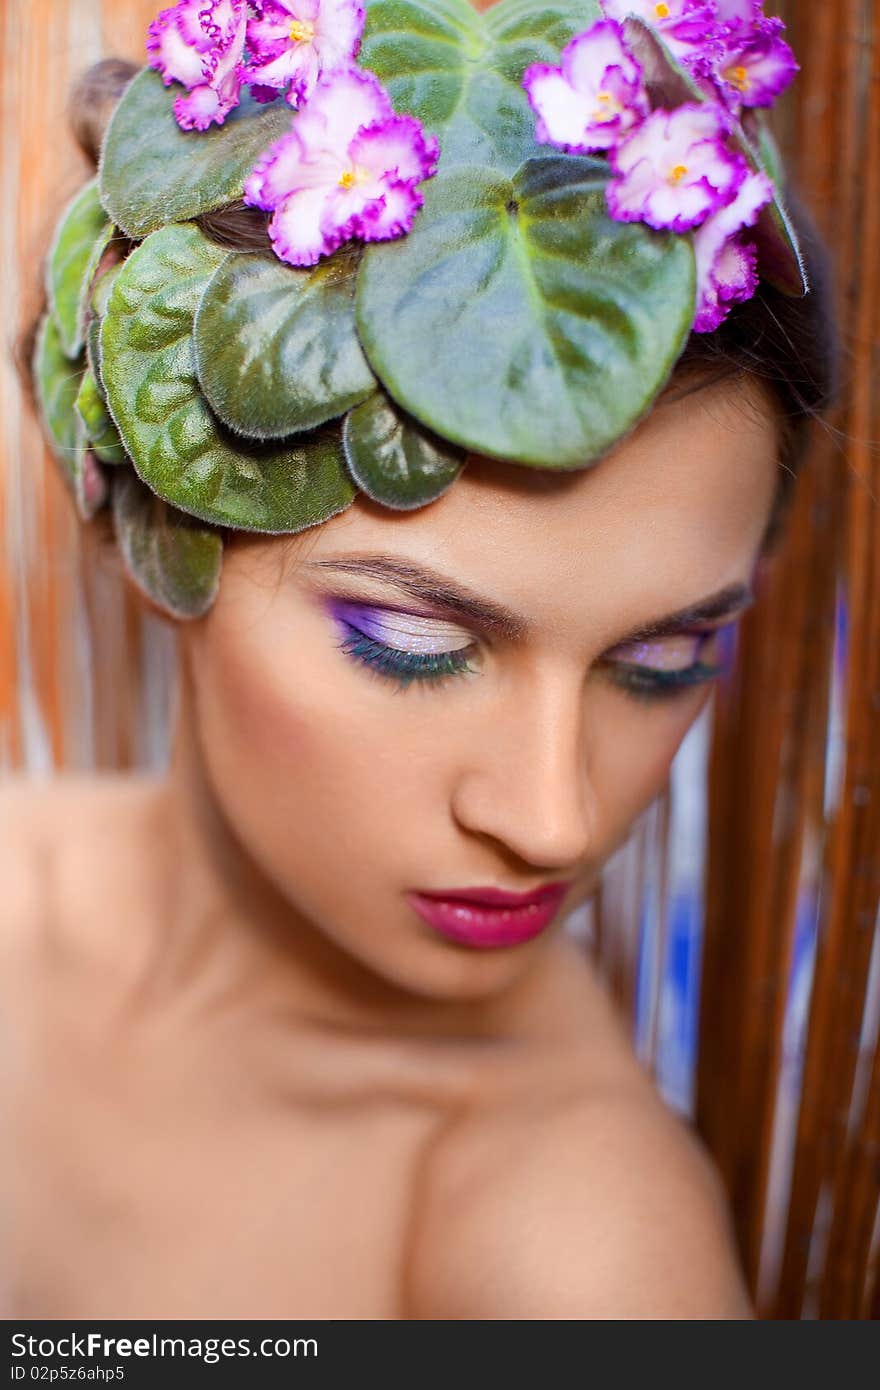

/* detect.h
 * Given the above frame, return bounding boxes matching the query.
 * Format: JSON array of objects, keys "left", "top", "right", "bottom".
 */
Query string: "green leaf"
[
  {"left": 742, "top": 112, "right": 784, "bottom": 189},
  {"left": 100, "top": 222, "right": 357, "bottom": 532},
  {"left": 46, "top": 178, "right": 114, "bottom": 358},
  {"left": 622, "top": 17, "right": 807, "bottom": 297},
  {"left": 734, "top": 113, "right": 807, "bottom": 296},
  {"left": 33, "top": 314, "right": 109, "bottom": 520},
  {"left": 86, "top": 261, "right": 124, "bottom": 393},
  {"left": 194, "top": 246, "right": 376, "bottom": 440},
  {"left": 33, "top": 312, "right": 84, "bottom": 485},
  {"left": 111, "top": 467, "right": 224, "bottom": 621},
  {"left": 361, "top": 0, "right": 602, "bottom": 174},
  {"left": 619, "top": 16, "right": 704, "bottom": 108},
  {"left": 100, "top": 68, "right": 295, "bottom": 239},
  {"left": 75, "top": 368, "right": 127, "bottom": 466},
  {"left": 343, "top": 391, "right": 465, "bottom": 509},
  {"left": 357, "top": 156, "right": 695, "bottom": 468}
]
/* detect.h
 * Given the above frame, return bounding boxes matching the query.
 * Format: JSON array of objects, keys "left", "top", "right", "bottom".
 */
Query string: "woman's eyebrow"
[
  {"left": 307, "top": 554, "right": 527, "bottom": 638},
  {"left": 307, "top": 554, "right": 754, "bottom": 643},
  {"left": 614, "top": 582, "right": 756, "bottom": 643}
]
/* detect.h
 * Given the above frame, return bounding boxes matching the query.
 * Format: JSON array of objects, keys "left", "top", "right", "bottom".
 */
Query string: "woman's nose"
[{"left": 450, "top": 668, "right": 600, "bottom": 871}]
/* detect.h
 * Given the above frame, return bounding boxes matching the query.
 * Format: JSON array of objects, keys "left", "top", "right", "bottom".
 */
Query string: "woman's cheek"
[
  {"left": 589, "top": 685, "right": 711, "bottom": 846},
  {"left": 189, "top": 593, "right": 421, "bottom": 904}
]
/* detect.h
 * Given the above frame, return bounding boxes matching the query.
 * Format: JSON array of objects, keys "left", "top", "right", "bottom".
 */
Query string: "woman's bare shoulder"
[
  {"left": 0, "top": 772, "right": 165, "bottom": 966},
  {"left": 406, "top": 1059, "right": 752, "bottom": 1320}
]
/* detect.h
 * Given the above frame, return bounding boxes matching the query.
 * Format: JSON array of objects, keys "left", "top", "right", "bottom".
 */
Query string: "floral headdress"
[{"left": 34, "top": 0, "right": 806, "bottom": 619}]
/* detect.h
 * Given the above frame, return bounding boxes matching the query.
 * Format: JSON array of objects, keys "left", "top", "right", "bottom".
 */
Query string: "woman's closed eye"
[
  {"left": 599, "top": 628, "right": 731, "bottom": 702},
  {"left": 328, "top": 598, "right": 479, "bottom": 691}
]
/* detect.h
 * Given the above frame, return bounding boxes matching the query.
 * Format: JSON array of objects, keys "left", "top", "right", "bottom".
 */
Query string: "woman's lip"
[
  {"left": 406, "top": 883, "right": 571, "bottom": 949},
  {"left": 412, "top": 882, "right": 572, "bottom": 909}
]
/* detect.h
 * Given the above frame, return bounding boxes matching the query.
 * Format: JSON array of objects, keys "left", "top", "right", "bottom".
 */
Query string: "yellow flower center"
[
  {"left": 654, "top": 3, "right": 671, "bottom": 18},
  {"left": 669, "top": 163, "right": 688, "bottom": 184},
  {"left": 289, "top": 19, "right": 316, "bottom": 43},
  {"left": 592, "top": 90, "right": 621, "bottom": 123},
  {"left": 338, "top": 165, "right": 370, "bottom": 190},
  {"left": 726, "top": 64, "right": 750, "bottom": 91}
]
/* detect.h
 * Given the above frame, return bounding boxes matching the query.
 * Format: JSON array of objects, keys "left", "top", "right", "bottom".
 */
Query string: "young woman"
[{"left": 2, "top": 0, "right": 836, "bottom": 1318}]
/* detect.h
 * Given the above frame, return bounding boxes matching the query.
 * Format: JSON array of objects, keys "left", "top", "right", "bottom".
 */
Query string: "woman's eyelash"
[
  {"left": 607, "top": 657, "right": 724, "bottom": 703},
  {"left": 335, "top": 622, "right": 477, "bottom": 692},
  {"left": 604, "top": 630, "right": 728, "bottom": 703}
]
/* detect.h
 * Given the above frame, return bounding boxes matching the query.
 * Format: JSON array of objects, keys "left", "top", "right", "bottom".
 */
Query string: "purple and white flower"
[
  {"left": 243, "top": 66, "right": 440, "bottom": 267},
  {"left": 692, "top": 167, "right": 773, "bottom": 329},
  {"left": 147, "top": 0, "right": 247, "bottom": 130},
  {"left": 716, "top": 16, "right": 798, "bottom": 108},
  {"left": 522, "top": 21, "right": 649, "bottom": 154},
  {"left": 243, "top": 0, "right": 366, "bottom": 108},
  {"left": 606, "top": 102, "right": 747, "bottom": 232},
  {"left": 601, "top": 0, "right": 719, "bottom": 62}
]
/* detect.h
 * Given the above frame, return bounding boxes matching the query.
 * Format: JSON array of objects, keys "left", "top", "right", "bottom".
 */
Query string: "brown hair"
[{"left": 27, "top": 60, "right": 841, "bottom": 563}]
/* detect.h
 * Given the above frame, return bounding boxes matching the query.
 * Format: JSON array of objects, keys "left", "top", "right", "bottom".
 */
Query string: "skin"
[{"left": 1, "top": 376, "right": 777, "bottom": 1318}]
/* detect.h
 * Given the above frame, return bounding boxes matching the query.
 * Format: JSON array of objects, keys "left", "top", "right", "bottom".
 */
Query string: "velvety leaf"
[
  {"left": 100, "top": 68, "right": 295, "bottom": 239},
  {"left": 361, "top": 0, "right": 602, "bottom": 174},
  {"left": 75, "top": 368, "right": 127, "bottom": 466},
  {"left": 86, "top": 262, "right": 124, "bottom": 392},
  {"left": 623, "top": 17, "right": 807, "bottom": 297},
  {"left": 100, "top": 223, "right": 356, "bottom": 532},
  {"left": 46, "top": 178, "right": 114, "bottom": 358},
  {"left": 357, "top": 156, "right": 695, "bottom": 468},
  {"left": 343, "top": 391, "right": 464, "bottom": 509},
  {"left": 734, "top": 114, "right": 807, "bottom": 296},
  {"left": 33, "top": 314, "right": 110, "bottom": 520},
  {"left": 112, "top": 467, "right": 224, "bottom": 620},
  {"left": 620, "top": 17, "right": 704, "bottom": 107},
  {"left": 742, "top": 111, "right": 785, "bottom": 189},
  {"left": 194, "top": 247, "right": 376, "bottom": 440},
  {"left": 33, "top": 312, "right": 84, "bottom": 487}
]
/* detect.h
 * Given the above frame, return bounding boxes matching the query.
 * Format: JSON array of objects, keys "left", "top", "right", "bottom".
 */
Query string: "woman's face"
[{"left": 182, "top": 377, "right": 779, "bottom": 1000}]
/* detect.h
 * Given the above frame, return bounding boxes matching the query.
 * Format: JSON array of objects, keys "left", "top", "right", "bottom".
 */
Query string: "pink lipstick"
[{"left": 406, "top": 881, "right": 572, "bottom": 949}]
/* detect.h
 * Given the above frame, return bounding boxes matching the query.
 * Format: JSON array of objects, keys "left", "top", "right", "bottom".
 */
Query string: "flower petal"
[
  {"left": 714, "top": 0, "right": 761, "bottom": 26},
  {"left": 244, "top": 127, "right": 342, "bottom": 209},
  {"left": 358, "top": 181, "right": 425, "bottom": 241},
  {"left": 174, "top": 84, "right": 224, "bottom": 130},
  {"left": 692, "top": 167, "right": 772, "bottom": 321},
  {"left": 348, "top": 115, "right": 440, "bottom": 185},
  {"left": 293, "top": 66, "right": 392, "bottom": 153},
  {"left": 147, "top": 6, "right": 210, "bottom": 87},
  {"left": 523, "top": 20, "right": 648, "bottom": 154},
  {"left": 269, "top": 184, "right": 351, "bottom": 265},
  {"left": 523, "top": 65, "right": 599, "bottom": 149},
  {"left": 693, "top": 236, "right": 758, "bottom": 330}
]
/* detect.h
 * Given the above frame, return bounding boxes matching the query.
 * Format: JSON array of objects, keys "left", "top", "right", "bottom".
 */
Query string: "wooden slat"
[
  {"left": 698, "top": 0, "right": 880, "bottom": 1320},
  {"left": 0, "top": 0, "right": 164, "bottom": 773}
]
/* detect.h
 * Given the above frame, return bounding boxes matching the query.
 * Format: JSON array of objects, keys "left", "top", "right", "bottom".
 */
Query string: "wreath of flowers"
[{"left": 148, "top": 0, "right": 796, "bottom": 330}]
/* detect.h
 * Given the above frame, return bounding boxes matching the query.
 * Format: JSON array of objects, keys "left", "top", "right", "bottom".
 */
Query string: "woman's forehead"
[{"left": 333, "top": 377, "right": 776, "bottom": 555}]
